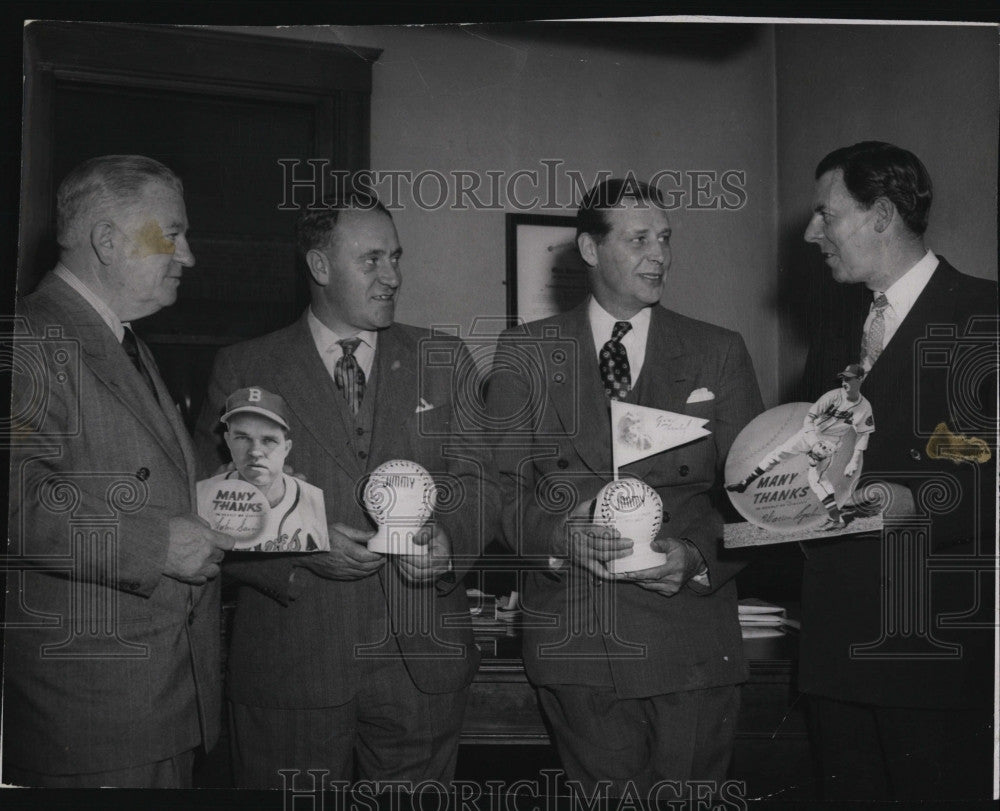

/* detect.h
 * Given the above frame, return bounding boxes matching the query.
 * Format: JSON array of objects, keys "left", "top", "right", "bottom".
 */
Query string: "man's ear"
[
  {"left": 306, "top": 249, "right": 328, "bottom": 286},
  {"left": 577, "top": 232, "right": 599, "bottom": 268},
  {"left": 90, "top": 221, "right": 117, "bottom": 266},
  {"left": 284, "top": 438, "right": 293, "bottom": 457},
  {"left": 222, "top": 429, "right": 234, "bottom": 453},
  {"left": 871, "top": 197, "right": 895, "bottom": 234}
]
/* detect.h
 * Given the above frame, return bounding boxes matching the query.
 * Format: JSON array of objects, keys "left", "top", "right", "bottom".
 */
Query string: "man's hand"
[
  {"left": 164, "top": 515, "right": 235, "bottom": 585},
  {"left": 844, "top": 460, "right": 859, "bottom": 477},
  {"left": 295, "top": 523, "right": 384, "bottom": 581},
  {"left": 808, "top": 439, "right": 837, "bottom": 464},
  {"left": 562, "top": 500, "right": 633, "bottom": 580},
  {"left": 621, "top": 537, "right": 706, "bottom": 597},
  {"left": 393, "top": 522, "right": 452, "bottom": 585}
]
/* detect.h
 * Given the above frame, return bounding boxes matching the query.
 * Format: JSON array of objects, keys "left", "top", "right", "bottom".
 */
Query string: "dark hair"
[
  {"left": 295, "top": 178, "right": 392, "bottom": 258},
  {"left": 576, "top": 177, "right": 667, "bottom": 243},
  {"left": 815, "top": 141, "right": 933, "bottom": 236}
]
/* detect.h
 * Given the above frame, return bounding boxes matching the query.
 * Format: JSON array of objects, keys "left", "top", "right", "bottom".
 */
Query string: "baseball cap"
[
  {"left": 221, "top": 386, "right": 290, "bottom": 430},
  {"left": 837, "top": 363, "right": 866, "bottom": 380}
]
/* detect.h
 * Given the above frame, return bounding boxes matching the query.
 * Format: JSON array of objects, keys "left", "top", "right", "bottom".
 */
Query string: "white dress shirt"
[
  {"left": 306, "top": 307, "right": 378, "bottom": 384},
  {"left": 54, "top": 263, "right": 125, "bottom": 342},
  {"left": 862, "top": 249, "right": 938, "bottom": 369}
]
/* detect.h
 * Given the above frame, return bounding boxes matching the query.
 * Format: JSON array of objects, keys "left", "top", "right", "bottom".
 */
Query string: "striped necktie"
[
  {"left": 861, "top": 292, "right": 890, "bottom": 368},
  {"left": 334, "top": 337, "right": 365, "bottom": 415}
]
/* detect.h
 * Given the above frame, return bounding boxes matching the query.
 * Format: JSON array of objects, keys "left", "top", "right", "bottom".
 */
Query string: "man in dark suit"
[
  {"left": 487, "top": 179, "right": 763, "bottom": 797},
  {"left": 3, "top": 155, "right": 233, "bottom": 788},
  {"left": 194, "top": 191, "right": 497, "bottom": 789},
  {"left": 798, "top": 141, "right": 997, "bottom": 800}
]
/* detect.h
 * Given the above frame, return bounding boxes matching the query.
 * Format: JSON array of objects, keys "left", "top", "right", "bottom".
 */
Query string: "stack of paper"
[
  {"left": 738, "top": 598, "right": 798, "bottom": 638},
  {"left": 465, "top": 589, "right": 521, "bottom": 626}
]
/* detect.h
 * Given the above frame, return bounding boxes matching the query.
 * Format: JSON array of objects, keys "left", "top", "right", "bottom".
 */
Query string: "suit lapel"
[
  {"left": 627, "top": 307, "right": 698, "bottom": 479},
  {"left": 38, "top": 277, "right": 190, "bottom": 474},
  {"left": 137, "top": 335, "right": 197, "bottom": 485},
  {"left": 368, "top": 325, "right": 419, "bottom": 467},
  {"left": 866, "top": 260, "right": 958, "bottom": 389},
  {"left": 552, "top": 304, "right": 612, "bottom": 475},
  {"left": 272, "top": 315, "right": 362, "bottom": 479},
  {"left": 871, "top": 259, "right": 958, "bottom": 376}
]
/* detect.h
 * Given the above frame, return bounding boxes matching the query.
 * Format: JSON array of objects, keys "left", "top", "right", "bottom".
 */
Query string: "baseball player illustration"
[
  {"left": 727, "top": 364, "right": 874, "bottom": 529},
  {"left": 197, "top": 387, "right": 329, "bottom": 552}
]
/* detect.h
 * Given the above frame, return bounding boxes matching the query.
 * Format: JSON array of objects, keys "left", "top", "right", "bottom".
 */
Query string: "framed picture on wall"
[{"left": 505, "top": 213, "right": 590, "bottom": 325}]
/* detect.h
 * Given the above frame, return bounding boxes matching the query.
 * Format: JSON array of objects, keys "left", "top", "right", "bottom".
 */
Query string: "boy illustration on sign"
[
  {"left": 197, "top": 387, "right": 329, "bottom": 552},
  {"left": 727, "top": 364, "right": 874, "bottom": 529}
]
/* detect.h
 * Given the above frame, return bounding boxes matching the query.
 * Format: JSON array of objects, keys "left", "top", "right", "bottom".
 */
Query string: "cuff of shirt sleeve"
[{"left": 680, "top": 537, "right": 711, "bottom": 589}]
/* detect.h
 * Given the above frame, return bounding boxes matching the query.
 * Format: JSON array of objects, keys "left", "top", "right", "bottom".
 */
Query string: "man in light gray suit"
[{"left": 3, "top": 155, "right": 232, "bottom": 788}]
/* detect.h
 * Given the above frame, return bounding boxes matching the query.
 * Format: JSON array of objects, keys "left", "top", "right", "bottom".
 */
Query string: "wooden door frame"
[{"left": 19, "top": 21, "right": 380, "bottom": 294}]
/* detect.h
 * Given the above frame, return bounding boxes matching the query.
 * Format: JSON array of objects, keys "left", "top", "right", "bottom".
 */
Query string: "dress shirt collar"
[
  {"left": 587, "top": 296, "right": 652, "bottom": 347},
  {"left": 587, "top": 296, "right": 652, "bottom": 383},
  {"left": 53, "top": 263, "right": 126, "bottom": 342},
  {"left": 880, "top": 249, "right": 938, "bottom": 321},
  {"left": 306, "top": 305, "right": 378, "bottom": 379}
]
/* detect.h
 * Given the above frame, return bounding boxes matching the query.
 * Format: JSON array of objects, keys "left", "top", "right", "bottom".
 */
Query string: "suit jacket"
[
  {"left": 488, "top": 302, "right": 763, "bottom": 697},
  {"left": 799, "top": 258, "right": 997, "bottom": 707},
  {"left": 3, "top": 273, "right": 221, "bottom": 775},
  {"left": 193, "top": 314, "right": 498, "bottom": 707}
]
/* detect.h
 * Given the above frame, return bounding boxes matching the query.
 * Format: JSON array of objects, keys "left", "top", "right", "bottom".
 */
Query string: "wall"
[
  {"left": 774, "top": 23, "right": 999, "bottom": 399},
  {"left": 222, "top": 23, "right": 782, "bottom": 404},
  {"left": 217, "top": 22, "right": 998, "bottom": 408}
]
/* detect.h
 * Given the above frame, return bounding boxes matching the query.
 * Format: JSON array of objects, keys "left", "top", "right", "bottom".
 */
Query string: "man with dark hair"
[
  {"left": 488, "top": 178, "right": 762, "bottom": 796},
  {"left": 799, "top": 141, "right": 997, "bottom": 800},
  {"left": 3, "top": 155, "right": 232, "bottom": 788},
  {"left": 194, "top": 191, "right": 497, "bottom": 788}
]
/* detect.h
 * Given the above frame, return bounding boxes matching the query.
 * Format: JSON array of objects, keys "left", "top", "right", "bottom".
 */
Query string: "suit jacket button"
[
  {"left": 136, "top": 467, "right": 150, "bottom": 481},
  {"left": 678, "top": 465, "right": 690, "bottom": 476},
  {"left": 662, "top": 511, "right": 671, "bottom": 523},
  {"left": 557, "top": 459, "right": 569, "bottom": 469},
  {"left": 356, "top": 427, "right": 365, "bottom": 436},
  {"left": 358, "top": 450, "right": 367, "bottom": 460}
]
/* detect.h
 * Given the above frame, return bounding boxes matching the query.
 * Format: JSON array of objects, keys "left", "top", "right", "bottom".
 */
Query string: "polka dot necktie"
[
  {"left": 861, "top": 292, "right": 889, "bottom": 368},
  {"left": 334, "top": 337, "right": 365, "bottom": 415},
  {"left": 600, "top": 320, "right": 632, "bottom": 401}
]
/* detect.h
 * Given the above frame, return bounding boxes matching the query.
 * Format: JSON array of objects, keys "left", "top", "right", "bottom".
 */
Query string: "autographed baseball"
[
  {"left": 593, "top": 478, "right": 666, "bottom": 574},
  {"left": 363, "top": 459, "right": 437, "bottom": 555}
]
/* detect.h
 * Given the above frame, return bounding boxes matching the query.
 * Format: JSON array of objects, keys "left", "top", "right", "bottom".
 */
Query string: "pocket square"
[
  {"left": 415, "top": 397, "right": 435, "bottom": 414},
  {"left": 686, "top": 388, "right": 715, "bottom": 403}
]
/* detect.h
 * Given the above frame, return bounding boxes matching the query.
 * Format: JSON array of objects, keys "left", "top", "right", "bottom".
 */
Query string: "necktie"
[
  {"left": 334, "top": 337, "right": 366, "bottom": 415},
  {"left": 121, "top": 326, "right": 158, "bottom": 399},
  {"left": 861, "top": 292, "right": 890, "bottom": 368},
  {"left": 599, "top": 320, "right": 632, "bottom": 401}
]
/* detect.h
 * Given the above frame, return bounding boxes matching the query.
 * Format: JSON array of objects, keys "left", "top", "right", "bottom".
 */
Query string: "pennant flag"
[{"left": 611, "top": 400, "right": 711, "bottom": 471}]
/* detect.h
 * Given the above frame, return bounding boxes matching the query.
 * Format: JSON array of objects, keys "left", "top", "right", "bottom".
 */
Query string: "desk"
[{"left": 464, "top": 626, "right": 814, "bottom": 800}]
